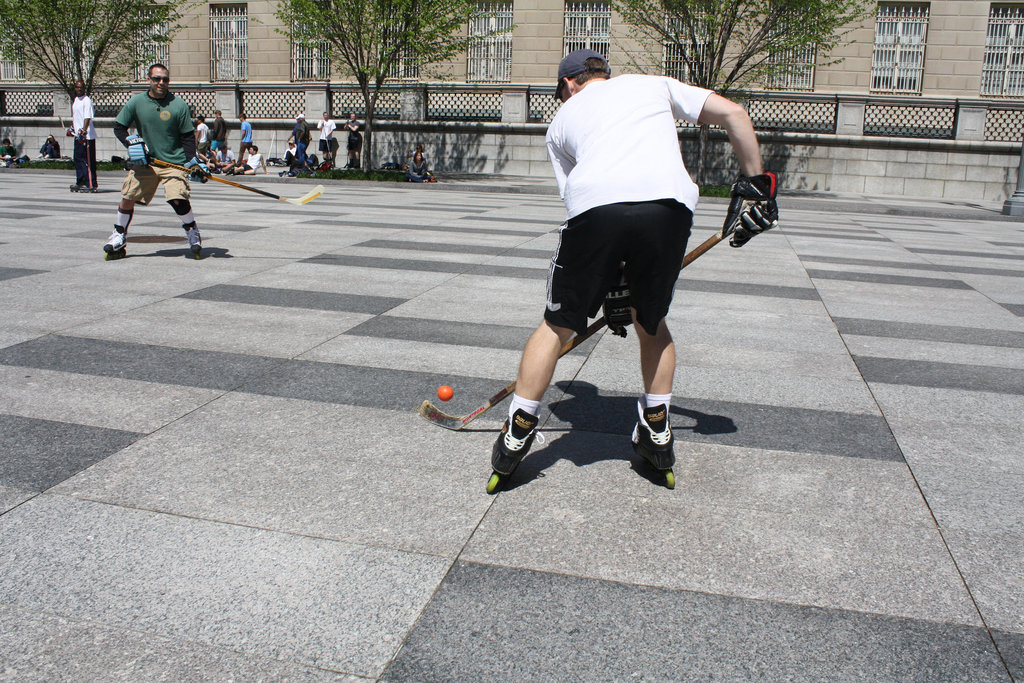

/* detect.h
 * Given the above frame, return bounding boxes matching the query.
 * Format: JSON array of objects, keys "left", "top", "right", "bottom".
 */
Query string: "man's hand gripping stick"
[{"left": 728, "top": 172, "right": 779, "bottom": 248}]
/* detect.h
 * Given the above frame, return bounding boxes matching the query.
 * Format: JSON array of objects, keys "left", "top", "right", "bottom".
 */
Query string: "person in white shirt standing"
[
  {"left": 70, "top": 80, "right": 98, "bottom": 192},
  {"left": 195, "top": 115, "right": 211, "bottom": 158},
  {"left": 317, "top": 112, "right": 336, "bottom": 168},
  {"left": 485, "top": 49, "right": 779, "bottom": 493}
]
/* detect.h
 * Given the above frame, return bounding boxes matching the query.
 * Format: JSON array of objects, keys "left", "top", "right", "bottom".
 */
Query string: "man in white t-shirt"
[
  {"left": 316, "top": 112, "right": 337, "bottom": 168},
  {"left": 195, "top": 115, "right": 211, "bottom": 157},
  {"left": 487, "top": 49, "right": 778, "bottom": 493},
  {"left": 70, "top": 80, "right": 98, "bottom": 192}
]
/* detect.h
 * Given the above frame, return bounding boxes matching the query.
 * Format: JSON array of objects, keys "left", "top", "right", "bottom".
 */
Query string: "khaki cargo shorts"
[{"left": 121, "top": 164, "right": 190, "bottom": 206}]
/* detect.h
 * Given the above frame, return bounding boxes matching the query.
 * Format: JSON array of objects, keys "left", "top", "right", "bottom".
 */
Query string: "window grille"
[
  {"left": 765, "top": 43, "right": 816, "bottom": 91},
  {"left": 982, "top": 5, "right": 1024, "bottom": 96},
  {"left": 0, "top": 58, "right": 24, "bottom": 81},
  {"left": 871, "top": 4, "right": 929, "bottom": 94},
  {"left": 384, "top": 27, "right": 419, "bottom": 81},
  {"left": 291, "top": 33, "right": 331, "bottom": 81},
  {"left": 210, "top": 4, "right": 248, "bottom": 82},
  {"left": 563, "top": 2, "right": 610, "bottom": 57},
  {"left": 135, "top": 15, "right": 171, "bottom": 82},
  {"left": 60, "top": 32, "right": 94, "bottom": 80},
  {"left": 468, "top": 2, "right": 513, "bottom": 82},
  {"left": 662, "top": 15, "right": 706, "bottom": 82}
]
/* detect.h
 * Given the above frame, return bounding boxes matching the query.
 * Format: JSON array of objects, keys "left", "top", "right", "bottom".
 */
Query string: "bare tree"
[
  {"left": 612, "top": 0, "right": 871, "bottom": 182},
  {"left": 0, "top": 0, "right": 190, "bottom": 98},
  {"left": 278, "top": 0, "right": 510, "bottom": 170}
]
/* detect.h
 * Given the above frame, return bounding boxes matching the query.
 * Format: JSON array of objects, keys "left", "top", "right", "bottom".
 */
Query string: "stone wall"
[{"left": 2, "top": 115, "right": 1020, "bottom": 201}]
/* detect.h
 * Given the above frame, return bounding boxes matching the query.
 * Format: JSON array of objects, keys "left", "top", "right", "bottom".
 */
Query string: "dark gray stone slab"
[
  {"left": 833, "top": 317, "right": 1024, "bottom": 348},
  {"left": 855, "top": 356, "right": 1024, "bottom": 394},
  {"left": 355, "top": 238, "right": 552, "bottom": 260},
  {"left": 383, "top": 561, "right": 1007, "bottom": 683},
  {"left": 300, "top": 254, "right": 547, "bottom": 279},
  {"left": 178, "top": 284, "right": 405, "bottom": 314},
  {"left": 0, "top": 267, "right": 46, "bottom": 281},
  {"left": 237, "top": 359, "right": 508, "bottom": 411},
  {"left": 993, "top": 630, "right": 1024, "bottom": 680},
  {"left": 677, "top": 278, "right": 821, "bottom": 300},
  {"left": 783, "top": 228, "right": 891, "bottom": 242},
  {"left": 0, "top": 335, "right": 286, "bottom": 391},
  {"left": 344, "top": 315, "right": 596, "bottom": 354},
  {"left": 1, "top": 212, "right": 38, "bottom": 220},
  {"left": 457, "top": 214, "right": 555, "bottom": 224},
  {"left": 0, "top": 414, "right": 142, "bottom": 491},
  {"left": 543, "top": 382, "right": 903, "bottom": 461},
  {"left": 1001, "top": 303, "right": 1024, "bottom": 317},
  {"left": 909, "top": 247, "right": 1024, "bottom": 261},
  {"left": 802, "top": 254, "right": 1024, "bottom": 278},
  {"left": 806, "top": 269, "right": 973, "bottom": 289},
  {"left": 300, "top": 219, "right": 542, "bottom": 237}
]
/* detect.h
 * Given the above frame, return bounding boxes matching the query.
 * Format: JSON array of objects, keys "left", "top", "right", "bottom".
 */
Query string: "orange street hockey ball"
[{"left": 437, "top": 385, "right": 454, "bottom": 402}]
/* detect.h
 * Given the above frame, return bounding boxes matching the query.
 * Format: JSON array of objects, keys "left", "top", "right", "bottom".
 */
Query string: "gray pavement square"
[{"left": 1, "top": 170, "right": 1021, "bottom": 680}]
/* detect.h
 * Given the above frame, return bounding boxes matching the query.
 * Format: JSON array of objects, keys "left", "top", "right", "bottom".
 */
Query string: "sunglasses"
[{"left": 150, "top": 76, "right": 170, "bottom": 83}]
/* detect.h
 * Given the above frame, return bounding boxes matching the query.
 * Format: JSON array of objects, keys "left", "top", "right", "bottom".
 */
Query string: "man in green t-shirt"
[{"left": 103, "top": 63, "right": 210, "bottom": 259}]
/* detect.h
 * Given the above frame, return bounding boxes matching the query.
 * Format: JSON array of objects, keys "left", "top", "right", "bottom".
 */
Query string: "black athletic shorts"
[{"left": 544, "top": 199, "right": 693, "bottom": 337}]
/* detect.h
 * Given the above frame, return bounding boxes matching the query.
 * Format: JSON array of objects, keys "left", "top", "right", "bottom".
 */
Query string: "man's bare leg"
[
  {"left": 514, "top": 320, "right": 575, "bottom": 401},
  {"left": 635, "top": 314, "right": 675, "bottom": 395}
]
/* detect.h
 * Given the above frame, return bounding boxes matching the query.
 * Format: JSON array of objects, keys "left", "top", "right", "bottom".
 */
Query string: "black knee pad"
[{"left": 167, "top": 198, "right": 192, "bottom": 216}]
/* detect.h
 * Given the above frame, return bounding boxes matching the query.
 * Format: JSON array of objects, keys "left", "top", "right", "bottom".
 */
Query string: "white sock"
[
  {"left": 115, "top": 210, "right": 132, "bottom": 230},
  {"left": 639, "top": 393, "right": 672, "bottom": 420},
  {"left": 509, "top": 394, "right": 541, "bottom": 421},
  {"left": 179, "top": 211, "right": 195, "bottom": 227}
]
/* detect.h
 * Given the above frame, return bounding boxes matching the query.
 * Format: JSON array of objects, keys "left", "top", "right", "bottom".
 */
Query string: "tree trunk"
[{"left": 358, "top": 79, "right": 378, "bottom": 171}]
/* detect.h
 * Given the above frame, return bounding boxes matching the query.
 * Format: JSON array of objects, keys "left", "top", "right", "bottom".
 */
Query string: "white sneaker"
[{"left": 103, "top": 230, "right": 125, "bottom": 253}]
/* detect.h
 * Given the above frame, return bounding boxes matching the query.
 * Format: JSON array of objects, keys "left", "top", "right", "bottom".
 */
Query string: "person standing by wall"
[
  {"left": 195, "top": 115, "right": 211, "bottom": 159},
  {"left": 210, "top": 110, "right": 227, "bottom": 154},
  {"left": 345, "top": 113, "right": 362, "bottom": 169},
  {"left": 238, "top": 113, "right": 253, "bottom": 159},
  {"left": 70, "top": 80, "right": 98, "bottom": 192},
  {"left": 317, "top": 112, "right": 336, "bottom": 168}
]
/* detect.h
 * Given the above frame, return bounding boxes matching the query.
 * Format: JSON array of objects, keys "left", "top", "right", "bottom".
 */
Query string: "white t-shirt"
[
  {"left": 72, "top": 95, "right": 96, "bottom": 141},
  {"left": 216, "top": 149, "right": 235, "bottom": 164},
  {"left": 196, "top": 122, "right": 210, "bottom": 144},
  {"left": 244, "top": 152, "right": 263, "bottom": 170},
  {"left": 545, "top": 74, "right": 713, "bottom": 219},
  {"left": 317, "top": 118, "right": 336, "bottom": 141}
]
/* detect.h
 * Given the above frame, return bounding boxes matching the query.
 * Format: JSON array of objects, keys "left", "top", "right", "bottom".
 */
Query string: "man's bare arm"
[{"left": 698, "top": 93, "right": 762, "bottom": 177}]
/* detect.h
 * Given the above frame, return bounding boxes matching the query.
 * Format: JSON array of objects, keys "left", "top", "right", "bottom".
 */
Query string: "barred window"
[
  {"left": 135, "top": 14, "right": 171, "bottom": 82},
  {"left": 291, "top": 34, "right": 331, "bottom": 82},
  {"left": 564, "top": 2, "right": 610, "bottom": 58},
  {"left": 982, "top": 5, "right": 1024, "bottom": 96},
  {"left": 662, "top": 15, "right": 706, "bottom": 82},
  {"left": 0, "top": 57, "right": 25, "bottom": 81},
  {"left": 385, "top": 27, "right": 419, "bottom": 80},
  {"left": 468, "top": 2, "right": 513, "bottom": 82},
  {"left": 871, "top": 3, "right": 929, "bottom": 94},
  {"left": 210, "top": 4, "right": 248, "bottom": 82},
  {"left": 765, "top": 43, "right": 817, "bottom": 91}
]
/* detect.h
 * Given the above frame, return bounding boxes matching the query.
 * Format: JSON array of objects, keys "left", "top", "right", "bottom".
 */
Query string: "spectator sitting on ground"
[
  {"left": 226, "top": 145, "right": 266, "bottom": 175},
  {"left": 211, "top": 147, "right": 236, "bottom": 174},
  {"left": 39, "top": 135, "right": 61, "bottom": 158},
  {"left": 283, "top": 140, "right": 297, "bottom": 166},
  {"left": 403, "top": 150, "right": 435, "bottom": 183},
  {"left": 1, "top": 138, "right": 17, "bottom": 165}
]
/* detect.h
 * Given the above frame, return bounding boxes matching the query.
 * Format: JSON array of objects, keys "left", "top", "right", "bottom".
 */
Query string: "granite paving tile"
[
  {"left": 464, "top": 486, "right": 983, "bottom": 619},
  {"left": 993, "top": 630, "right": 1024, "bottom": 680},
  {"left": 806, "top": 269, "right": 973, "bottom": 289},
  {"left": 0, "top": 605, "right": 358, "bottom": 683},
  {"left": 177, "top": 283, "right": 406, "bottom": 314},
  {"left": 382, "top": 561, "right": 1006, "bottom": 682},
  {"left": 0, "top": 413, "right": 143, "bottom": 491},
  {"left": 843, "top": 335, "right": 1024, "bottom": 369},
  {"left": 832, "top": 317, "right": 1024, "bottom": 347},
  {"left": 0, "top": 266, "right": 46, "bottom": 281},
  {"left": 868, "top": 384, "right": 1024, "bottom": 429},
  {"left": 0, "top": 485, "right": 34, "bottom": 513},
  {"left": 910, "top": 464, "right": 1024, "bottom": 535},
  {"left": 300, "top": 253, "right": 548, "bottom": 279},
  {"left": 0, "top": 495, "right": 451, "bottom": 678},
  {"left": 943, "top": 529, "right": 1024, "bottom": 633},
  {"left": 0, "top": 365, "right": 223, "bottom": 433},
  {"left": 801, "top": 254, "right": 1024, "bottom": 278}
]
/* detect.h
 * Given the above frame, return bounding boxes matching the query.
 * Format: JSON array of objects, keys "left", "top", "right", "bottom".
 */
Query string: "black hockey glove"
[
  {"left": 729, "top": 172, "right": 779, "bottom": 248},
  {"left": 603, "top": 265, "right": 632, "bottom": 338},
  {"left": 185, "top": 156, "right": 209, "bottom": 183}
]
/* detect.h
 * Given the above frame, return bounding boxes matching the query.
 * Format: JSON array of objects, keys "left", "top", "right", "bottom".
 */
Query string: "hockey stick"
[
  {"left": 417, "top": 197, "right": 748, "bottom": 431},
  {"left": 150, "top": 158, "right": 324, "bottom": 205}
]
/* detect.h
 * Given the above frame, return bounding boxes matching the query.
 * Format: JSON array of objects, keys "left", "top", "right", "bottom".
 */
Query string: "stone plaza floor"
[{"left": 0, "top": 169, "right": 1022, "bottom": 681}]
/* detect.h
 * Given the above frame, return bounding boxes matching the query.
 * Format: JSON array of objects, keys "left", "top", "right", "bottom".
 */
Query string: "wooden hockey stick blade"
[
  {"left": 418, "top": 316, "right": 608, "bottom": 430},
  {"left": 418, "top": 203, "right": 745, "bottom": 431},
  {"left": 151, "top": 159, "right": 324, "bottom": 205}
]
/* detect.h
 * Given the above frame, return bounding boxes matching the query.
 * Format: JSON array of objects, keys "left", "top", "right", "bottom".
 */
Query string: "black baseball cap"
[{"left": 555, "top": 49, "right": 610, "bottom": 100}]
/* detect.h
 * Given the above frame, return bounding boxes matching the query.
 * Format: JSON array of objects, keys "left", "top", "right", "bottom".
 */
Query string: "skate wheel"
[
  {"left": 664, "top": 470, "right": 675, "bottom": 490},
  {"left": 486, "top": 472, "right": 502, "bottom": 494}
]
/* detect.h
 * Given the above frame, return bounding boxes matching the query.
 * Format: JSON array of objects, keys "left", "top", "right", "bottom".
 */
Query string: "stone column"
[
  {"left": 955, "top": 104, "right": 987, "bottom": 141},
  {"left": 214, "top": 88, "right": 237, "bottom": 119},
  {"left": 401, "top": 88, "right": 426, "bottom": 121},
  {"left": 501, "top": 92, "right": 528, "bottom": 123},
  {"left": 836, "top": 97, "right": 867, "bottom": 136},
  {"left": 306, "top": 88, "right": 328, "bottom": 119}
]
